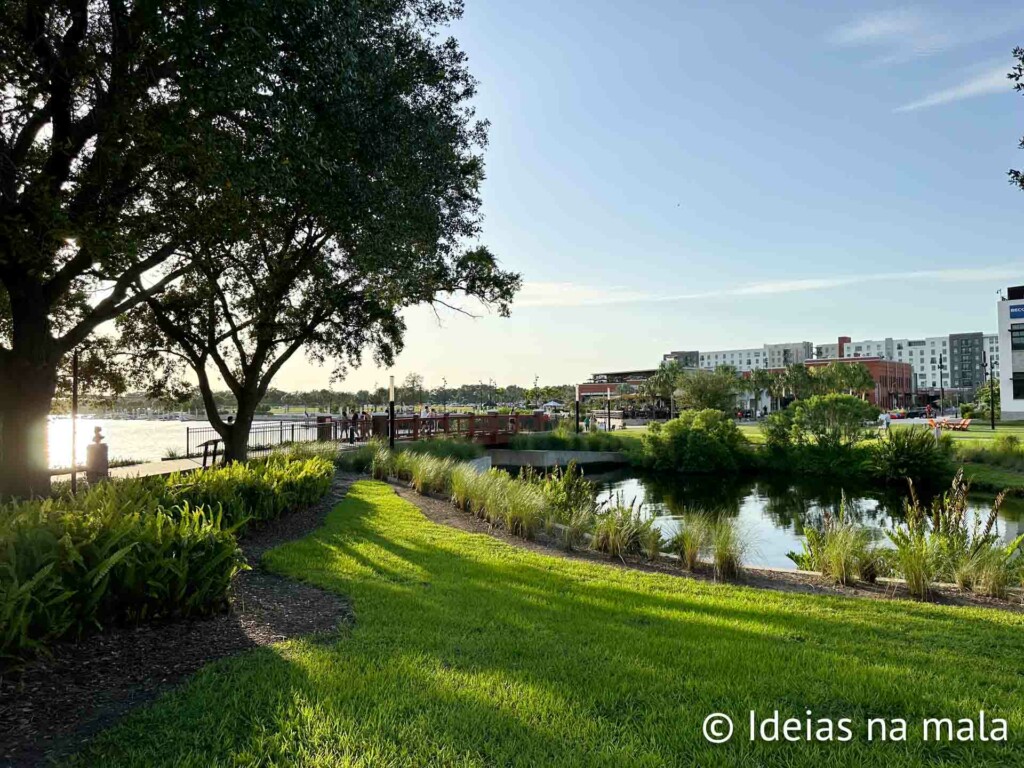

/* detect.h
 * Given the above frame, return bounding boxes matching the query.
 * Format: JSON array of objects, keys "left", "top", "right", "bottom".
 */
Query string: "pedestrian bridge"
[{"left": 365, "top": 412, "right": 549, "bottom": 446}]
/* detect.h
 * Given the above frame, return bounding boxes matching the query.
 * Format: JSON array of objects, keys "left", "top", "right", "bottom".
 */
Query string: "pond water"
[{"left": 591, "top": 469, "right": 1024, "bottom": 570}]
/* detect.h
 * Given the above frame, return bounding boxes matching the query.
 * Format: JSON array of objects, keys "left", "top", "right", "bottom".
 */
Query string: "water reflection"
[{"left": 590, "top": 469, "right": 1024, "bottom": 570}]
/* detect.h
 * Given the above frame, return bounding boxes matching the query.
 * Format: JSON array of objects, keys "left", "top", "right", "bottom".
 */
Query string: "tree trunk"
[
  {"left": 219, "top": 409, "right": 254, "bottom": 464},
  {"left": 0, "top": 356, "right": 59, "bottom": 498}
]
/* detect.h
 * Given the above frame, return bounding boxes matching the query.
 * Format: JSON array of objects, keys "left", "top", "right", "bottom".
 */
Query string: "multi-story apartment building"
[
  {"left": 661, "top": 350, "right": 700, "bottom": 368},
  {"left": 693, "top": 341, "right": 813, "bottom": 373},
  {"left": 838, "top": 333, "right": 998, "bottom": 393},
  {"left": 659, "top": 332, "right": 997, "bottom": 402}
]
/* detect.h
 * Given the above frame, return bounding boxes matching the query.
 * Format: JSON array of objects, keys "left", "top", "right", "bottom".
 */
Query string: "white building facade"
[
  {"left": 697, "top": 341, "right": 812, "bottom": 373},
  {"left": 841, "top": 334, "right": 998, "bottom": 393},
  {"left": 998, "top": 289, "right": 1024, "bottom": 420}
]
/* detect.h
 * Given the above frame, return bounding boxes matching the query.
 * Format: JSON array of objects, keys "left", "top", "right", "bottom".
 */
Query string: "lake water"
[
  {"left": 46, "top": 417, "right": 211, "bottom": 468},
  {"left": 592, "top": 469, "right": 1024, "bottom": 570}
]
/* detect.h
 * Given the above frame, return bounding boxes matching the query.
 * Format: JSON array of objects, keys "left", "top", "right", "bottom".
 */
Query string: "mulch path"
[
  {"left": 0, "top": 473, "right": 359, "bottom": 768},
  {"left": 389, "top": 483, "right": 1024, "bottom": 613}
]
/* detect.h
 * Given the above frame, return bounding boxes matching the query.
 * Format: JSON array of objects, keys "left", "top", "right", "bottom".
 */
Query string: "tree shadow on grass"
[{"left": 74, "top": 481, "right": 1024, "bottom": 767}]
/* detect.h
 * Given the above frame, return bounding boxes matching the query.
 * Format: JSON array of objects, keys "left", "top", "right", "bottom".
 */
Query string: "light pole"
[
  {"left": 71, "top": 348, "right": 80, "bottom": 494},
  {"left": 985, "top": 351, "right": 996, "bottom": 431},
  {"left": 575, "top": 384, "right": 581, "bottom": 434},
  {"left": 606, "top": 387, "right": 612, "bottom": 432},
  {"left": 441, "top": 377, "right": 447, "bottom": 411},
  {"left": 388, "top": 375, "right": 395, "bottom": 449},
  {"left": 938, "top": 353, "right": 945, "bottom": 416}
]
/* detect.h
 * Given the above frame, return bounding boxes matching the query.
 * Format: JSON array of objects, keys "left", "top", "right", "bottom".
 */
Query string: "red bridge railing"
[{"left": 366, "top": 412, "right": 549, "bottom": 445}]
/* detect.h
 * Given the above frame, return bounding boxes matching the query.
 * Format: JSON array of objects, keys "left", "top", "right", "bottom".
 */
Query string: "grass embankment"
[{"left": 76, "top": 480, "right": 1024, "bottom": 767}]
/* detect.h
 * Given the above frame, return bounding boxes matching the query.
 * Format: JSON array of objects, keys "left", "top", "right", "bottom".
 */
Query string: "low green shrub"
[
  {"left": 639, "top": 410, "right": 750, "bottom": 474},
  {"left": 869, "top": 427, "right": 953, "bottom": 485},
  {"left": 508, "top": 428, "right": 627, "bottom": 453},
  {"left": 790, "top": 394, "right": 878, "bottom": 451},
  {"left": 402, "top": 438, "right": 484, "bottom": 461},
  {"left": 0, "top": 455, "right": 333, "bottom": 661},
  {"left": 337, "top": 438, "right": 480, "bottom": 475},
  {"left": 167, "top": 456, "right": 334, "bottom": 531},
  {"left": 956, "top": 436, "right": 1024, "bottom": 472},
  {"left": 760, "top": 410, "right": 794, "bottom": 451},
  {"left": 335, "top": 442, "right": 378, "bottom": 474}
]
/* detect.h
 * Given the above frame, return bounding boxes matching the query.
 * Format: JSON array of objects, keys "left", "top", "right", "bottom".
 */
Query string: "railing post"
[
  {"left": 443, "top": 414, "right": 450, "bottom": 435},
  {"left": 467, "top": 413, "right": 474, "bottom": 438},
  {"left": 412, "top": 414, "right": 419, "bottom": 440}
]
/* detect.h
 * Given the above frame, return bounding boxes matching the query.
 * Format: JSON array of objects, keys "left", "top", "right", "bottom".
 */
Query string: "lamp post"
[
  {"left": 606, "top": 387, "right": 612, "bottom": 432},
  {"left": 986, "top": 351, "right": 996, "bottom": 431},
  {"left": 938, "top": 353, "right": 945, "bottom": 416},
  {"left": 71, "top": 348, "right": 80, "bottom": 494},
  {"left": 575, "top": 384, "right": 581, "bottom": 434},
  {"left": 388, "top": 375, "right": 395, "bottom": 449}
]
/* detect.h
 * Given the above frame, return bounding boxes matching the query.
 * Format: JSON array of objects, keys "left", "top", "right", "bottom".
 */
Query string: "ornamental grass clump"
[
  {"left": 449, "top": 464, "right": 478, "bottom": 512},
  {"left": 790, "top": 495, "right": 875, "bottom": 585},
  {"left": 888, "top": 470, "right": 1023, "bottom": 599},
  {"left": 591, "top": 497, "right": 651, "bottom": 561},
  {"left": 639, "top": 525, "right": 664, "bottom": 561},
  {"left": 410, "top": 455, "right": 457, "bottom": 495},
  {"left": 668, "top": 513, "right": 713, "bottom": 571},
  {"left": 499, "top": 480, "right": 546, "bottom": 539},
  {"left": 370, "top": 444, "right": 394, "bottom": 480},
  {"left": 533, "top": 463, "right": 600, "bottom": 547},
  {"left": 710, "top": 518, "right": 747, "bottom": 580}
]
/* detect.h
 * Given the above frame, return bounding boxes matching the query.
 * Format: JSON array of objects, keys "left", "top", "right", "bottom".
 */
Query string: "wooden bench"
[{"left": 199, "top": 439, "right": 223, "bottom": 468}]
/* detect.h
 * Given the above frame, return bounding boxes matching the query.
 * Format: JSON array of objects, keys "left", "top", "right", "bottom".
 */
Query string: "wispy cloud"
[
  {"left": 827, "top": 8, "right": 942, "bottom": 53},
  {"left": 517, "top": 267, "right": 1023, "bottom": 308},
  {"left": 894, "top": 64, "right": 1010, "bottom": 112},
  {"left": 827, "top": 8, "right": 1024, "bottom": 66}
]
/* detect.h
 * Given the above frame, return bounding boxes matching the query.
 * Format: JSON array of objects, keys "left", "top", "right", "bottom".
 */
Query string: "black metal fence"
[{"left": 185, "top": 419, "right": 349, "bottom": 457}]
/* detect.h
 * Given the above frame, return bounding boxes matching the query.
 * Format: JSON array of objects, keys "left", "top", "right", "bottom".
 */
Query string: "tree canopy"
[
  {"left": 0, "top": 1, "right": 394, "bottom": 493},
  {"left": 114, "top": 0, "right": 518, "bottom": 461},
  {"left": 674, "top": 368, "right": 739, "bottom": 412}
]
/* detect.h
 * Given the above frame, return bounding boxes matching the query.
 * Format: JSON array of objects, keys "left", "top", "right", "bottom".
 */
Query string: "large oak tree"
[
  {"left": 121, "top": 0, "right": 519, "bottom": 462},
  {"left": 0, "top": 0, "right": 508, "bottom": 495}
]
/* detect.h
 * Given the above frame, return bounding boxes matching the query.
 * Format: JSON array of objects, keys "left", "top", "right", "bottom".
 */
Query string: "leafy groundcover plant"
[{"left": 0, "top": 456, "right": 334, "bottom": 661}]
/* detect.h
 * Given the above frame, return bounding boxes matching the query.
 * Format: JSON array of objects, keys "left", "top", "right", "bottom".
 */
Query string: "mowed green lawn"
[{"left": 76, "top": 481, "right": 1024, "bottom": 767}]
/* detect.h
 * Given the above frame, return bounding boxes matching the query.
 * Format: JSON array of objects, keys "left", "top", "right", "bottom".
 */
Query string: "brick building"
[{"left": 804, "top": 357, "right": 914, "bottom": 409}]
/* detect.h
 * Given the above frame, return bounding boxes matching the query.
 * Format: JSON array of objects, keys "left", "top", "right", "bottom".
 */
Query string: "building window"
[
  {"left": 1014, "top": 373, "right": 1024, "bottom": 400},
  {"left": 1012, "top": 323, "right": 1024, "bottom": 351}
]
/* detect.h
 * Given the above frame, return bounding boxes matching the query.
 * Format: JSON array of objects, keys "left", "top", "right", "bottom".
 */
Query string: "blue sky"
[{"left": 279, "top": 1, "right": 1024, "bottom": 392}]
